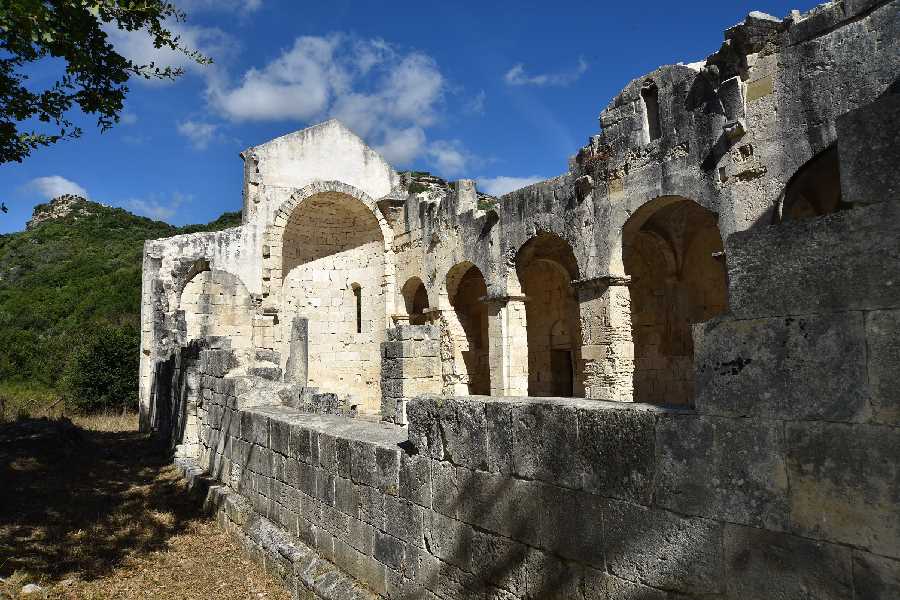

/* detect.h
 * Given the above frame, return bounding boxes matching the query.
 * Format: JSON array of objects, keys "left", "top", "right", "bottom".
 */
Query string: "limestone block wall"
[
  {"left": 180, "top": 270, "right": 253, "bottom": 348},
  {"left": 379, "top": 325, "right": 443, "bottom": 425},
  {"left": 186, "top": 365, "right": 898, "bottom": 600}
]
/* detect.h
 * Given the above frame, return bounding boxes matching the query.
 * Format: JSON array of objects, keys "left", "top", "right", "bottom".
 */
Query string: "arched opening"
[
  {"left": 444, "top": 262, "right": 490, "bottom": 395},
  {"left": 280, "top": 191, "right": 385, "bottom": 412},
  {"left": 641, "top": 80, "right": 662, "bottom": 142},
  {"left": 401, "top": 277, "right": 429, "bottom": 325},
  {"left": 351, "top": 283, "right": 362, "bottom": 333},
  {"left": 179, "top": 269, "right": 252, "bottom": 347},
  {"left": 781, "top": 145, "right": 845, "bottom": 221},
  {"left": 515, "top": 233, "right": 583, "bottom": 397},
  {"left": 623, "top": 197, "right": 727, "bottom": 406}
]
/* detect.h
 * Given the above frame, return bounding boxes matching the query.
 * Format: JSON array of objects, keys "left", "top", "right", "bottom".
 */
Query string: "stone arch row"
[{"left": 397, "top": 195, "right": 729, "bottom": 407}]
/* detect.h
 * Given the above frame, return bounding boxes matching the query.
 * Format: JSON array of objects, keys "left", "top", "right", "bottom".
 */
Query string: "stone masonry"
[{"left": 143, "top": 2, "right": 900, "bottom": 598}]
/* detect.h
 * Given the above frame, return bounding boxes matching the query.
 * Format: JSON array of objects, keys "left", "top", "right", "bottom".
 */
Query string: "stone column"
[
  {"left": 575, "top": 276, "right": 634, "bottom": 402},
  {"left": 484, "top": 295, "right": 529, "bottom": 397},
  {"left": 380, "top": 324, "right": 442, "bottom": 425},
  {"left": 285, "top": 316, "right": 308, "bottom": 385}
]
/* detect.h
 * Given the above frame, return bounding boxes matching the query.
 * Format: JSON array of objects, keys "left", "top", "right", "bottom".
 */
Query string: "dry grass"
[{"left": 0, "top": 415, "right": 296, "bottom": 600}]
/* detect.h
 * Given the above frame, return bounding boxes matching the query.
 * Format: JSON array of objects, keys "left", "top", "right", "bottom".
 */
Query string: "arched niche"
[
  {"left": 401, "top": 277, "right": 430, "bottom": 325},
  {"left": 279, "top": 190, "right": 386, "bottom": 413},
  {"left": 442, "top": 261, "right": 490, "bottom": 396},
  {"left": 515, "top": 233, "right": 583, "bottom": 397},
  {"left": 622, "top": 196, "right": 727, "bottom": 406},
  {"left": 780, "top": 145, "right": 845, "bottom": 221},
  {"left": 179, "top": 269, "right": 252, "bottom": 348}
]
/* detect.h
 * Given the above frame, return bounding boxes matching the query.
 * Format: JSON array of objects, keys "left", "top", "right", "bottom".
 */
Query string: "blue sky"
[{"left": 1, "top": 0, "right": 809, "bottom": 233}]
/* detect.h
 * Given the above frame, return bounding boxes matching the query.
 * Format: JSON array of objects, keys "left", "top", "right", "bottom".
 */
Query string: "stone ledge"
[
  {"left": 175, "top": 457, "right": 380, "bottom": 600},
  {"left": 247, "top": 404, "right": 406, "bottom": 450}
]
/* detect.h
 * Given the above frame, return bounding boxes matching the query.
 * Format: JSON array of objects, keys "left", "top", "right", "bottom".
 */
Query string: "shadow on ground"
[{"left": 0, "top": 417, "right": 197, "bottom": 581}]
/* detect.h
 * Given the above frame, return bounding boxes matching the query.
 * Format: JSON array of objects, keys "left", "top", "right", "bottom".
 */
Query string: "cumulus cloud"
[
  {"left": 209, "top": 34, "right": 450, "bottom": 167},
  {"left": 177, "top": 120, "right": 221, "bottom": 150},
  {"left": 25, "top": 176, "right": 89, "bottom": 200},
  {"left": 426, "top": 140, "right": 471, "bottom": 177},
  {"left": 103, "top": 20, "right": 232, "bottom": 85},
  {"left": 504, "top": 58, "right": 588, "bottom": 87},
  {"left": 125, "top": 192, "right": 192, "bottom": 222},
  {"left": 477, "top": 175, "right": 546, "bottom": 196}
]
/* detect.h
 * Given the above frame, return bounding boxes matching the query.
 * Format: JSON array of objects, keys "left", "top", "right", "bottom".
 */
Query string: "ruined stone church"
[{"left": 142, "top": 2, "right": 900, "bottom": 598}]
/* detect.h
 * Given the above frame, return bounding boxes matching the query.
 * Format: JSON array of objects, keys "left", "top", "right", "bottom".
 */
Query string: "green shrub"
[{"left": 62, "top": 325, "right": 140, "bottom": 413}]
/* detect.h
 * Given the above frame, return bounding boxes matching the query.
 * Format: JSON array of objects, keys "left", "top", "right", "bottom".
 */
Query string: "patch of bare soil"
[{"left": 0, "top": 416, "right": 296, "bottom": 599}]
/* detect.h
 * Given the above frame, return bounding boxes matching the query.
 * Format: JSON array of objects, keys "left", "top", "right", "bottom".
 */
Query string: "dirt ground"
[{"left": 0, "top": 414, "right": 298, "bottom": 599}]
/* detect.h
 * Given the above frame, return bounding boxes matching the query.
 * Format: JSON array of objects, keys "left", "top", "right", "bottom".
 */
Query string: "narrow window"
[
  {"left": 352, "top": 284, "right": 362, "bottom": 333},
  {"left": 641, "top": 81, "right": 661, "bottom": 142}
]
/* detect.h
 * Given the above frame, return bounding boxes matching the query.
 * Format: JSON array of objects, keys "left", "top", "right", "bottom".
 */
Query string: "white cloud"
[
  {"left": 103, "top": 20, "right": 232, "bottom": 85},
  {"left": 125, "top": 192, "right": 192, "bottom": 222},
  {"left": 178, "top": 0, "right": 263, "bottom": 13},
  {"left": 177, "top": 120, "right": 221, "bottom": 150},
  {"left": 25, "top": 176, "right": 89, "bottom": 200},
  {"left": 209, "top": 34, "right": 449, "bottom": 168},
  {"left": 210, "top": 34, "right": 345, "bottom": 121},
  {"left": 477, "top": 175, "right": 546, "bottom": 196},
  {"left": 504, "top": 58, "right": 588, "bottom": 87},
  {"left": 426, "top": 140, "right": 471, "bottom": 177},
  {"left": 375, "top": 127, "right": 427, "bottom": 166},
  {"left": 120, "top": 111, "right": 138, "bottom": 125},
  {"left": 464, "top": 90, "right": 486, "bottom": 115}
]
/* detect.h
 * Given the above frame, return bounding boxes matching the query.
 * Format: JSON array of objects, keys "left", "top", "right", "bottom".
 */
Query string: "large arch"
[
  {"left": 622, "top": 196, "right": 727, "bottom": 406},
  {"left": 441, "top": 262, "right": 490, "bottom": 396},
  {"left": 515, "top": 233, "right": 584, "bottom": 397},
  {"left": 276, "top": 186, "right": 389, "bottom": 414}
]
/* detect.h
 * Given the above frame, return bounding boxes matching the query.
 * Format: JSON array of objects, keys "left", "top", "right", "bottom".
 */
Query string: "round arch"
[
  {"left": 622, "top": 195, "right": 727, "bottom": 407},
  {"left": 440, "top": 261, "right": 490, "bottom": 396},
  {"left": 514, "top": 232, "right": 583, "bottom": 397},
  {"left": 262, "top": 180, "right": 395, "bottom": 306}
]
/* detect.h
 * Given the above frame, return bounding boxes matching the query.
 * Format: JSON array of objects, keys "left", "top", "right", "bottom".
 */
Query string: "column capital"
[
  {"left": 573, "top": 275, "right": 632, "bottom": 289},
  {"left": 479, "top": 294, "right": 528, "bottom": 305}
]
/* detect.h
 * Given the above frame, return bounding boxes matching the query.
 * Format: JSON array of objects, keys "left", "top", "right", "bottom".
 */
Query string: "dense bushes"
[{"left": 62, "top": 325, "right": 140, "bottom": 413}]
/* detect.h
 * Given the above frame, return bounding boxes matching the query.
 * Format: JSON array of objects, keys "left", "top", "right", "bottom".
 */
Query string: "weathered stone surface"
[
  {"left": 695, "top": 312, "right": 869, "bottom": 421},
  {"left": 726, "top": 201, "right": 900, "bottom": 318},
  {"left": 577, "top": 406, "right": 655, "bottom": 503},
  {"left": 837, "top": 93, "right": 900, "bottom": 206},
  {"left": 655, "top": 414, "right": 789, "bottom": 530},
  {"left": 852, "top": 551, "right": 900, "bottom": 600},
  {"left": 511, "top": 401, "right": 579, "bottom": 488},
  {"left": 724, "top": 525, "right": 853, "bottom": 599},
  {"left": 603, "top": 501, "right": 723, "bottom": 595},
  {"left": 866, "top": 310, "right": 900, "bottom": 426},
  {"left": 786, "top": 421, "right": 900, "bottom": 557},
  {"left": 583, "top": 570, "right": 668, "bottom": 600}
]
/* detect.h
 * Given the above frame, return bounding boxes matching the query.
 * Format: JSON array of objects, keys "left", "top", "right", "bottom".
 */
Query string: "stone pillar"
[
  {"left": 285, "top": 316, "right": 308, "bottom": 385},
  {"left": 380, "top": 324, "right": 442, "bottom": 425},
  {"left": 575, "top": 276, "right": 634, "bottom": 402},
  {"left": 484, "top": 295, "right": 529, "bottom": 397},
  {"left": 455, "top": 179, "right": 478, "bottom": 214}
]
